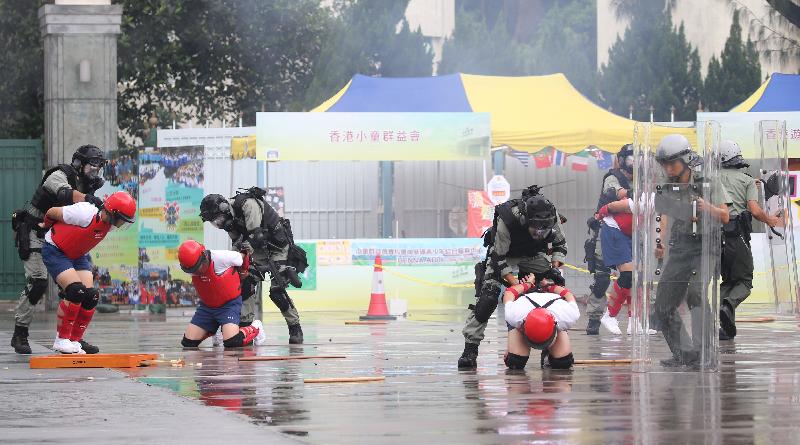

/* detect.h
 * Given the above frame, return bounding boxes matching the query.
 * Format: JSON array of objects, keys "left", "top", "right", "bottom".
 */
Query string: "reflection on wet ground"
[{"left": 10, "top": 308, "right": 800, "bottom": 444}]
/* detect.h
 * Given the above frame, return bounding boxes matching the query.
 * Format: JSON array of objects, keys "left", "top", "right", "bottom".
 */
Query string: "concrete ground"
[{"left": 2, "top": 303, "right": 800, "bottom": 444}]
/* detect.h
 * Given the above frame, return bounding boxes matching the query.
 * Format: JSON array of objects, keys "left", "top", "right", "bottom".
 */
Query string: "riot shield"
[
  {"left": 758, "top": 120, "right": 799, "bottom": 314},
  {"left": 632, "top": 122, "right": 721, "bottom": 372}
]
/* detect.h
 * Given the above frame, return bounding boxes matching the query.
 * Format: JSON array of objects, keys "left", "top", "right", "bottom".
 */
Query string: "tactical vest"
[
  {"left": 495, "top": 200, "right": 556, "bottom": 258},
  {"left": 191, "top": 259, "right": 241, "bottom": 308},
  {"left": 30, "top": 165, "right": 80, "bottom": 216},
  {"left": 49, "top": 212, "right": 111, "bottom": 260},
  {"left": 596, "top": 169, "right": 632, "bottom": 211},
  {"left": 230, "top": 189, "right": 281, "bottom": 239}
]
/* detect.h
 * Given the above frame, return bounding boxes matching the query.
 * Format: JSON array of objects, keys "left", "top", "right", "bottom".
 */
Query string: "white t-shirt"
[
  {"left": 602, "top": 198, "right": 634, "bottom": 230},
  {"left": 208, "top": 250, "right": 243, "bottom": 275},
  {"left": 505, "top": 292, "right": 581, "bottom": 331},
  {"left": 44, "top": 202, "right": 99, "bottom": 245}
]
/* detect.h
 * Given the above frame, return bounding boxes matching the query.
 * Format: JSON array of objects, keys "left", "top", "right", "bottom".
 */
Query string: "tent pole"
[{"left": 380, "top": 161, "right": 394, "bottom": 238}]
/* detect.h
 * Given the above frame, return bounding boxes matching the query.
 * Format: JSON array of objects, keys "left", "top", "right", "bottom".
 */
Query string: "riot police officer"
[
  {"left": 585, "top": 144, "right": 634, "bottom": 335},
  {"left": 718, "top": 140, "right": 780, "bottom": 340},
  {"left": 458, "top": 187, "right": 568, "bottom": 369},
  {"left": 10, "top": 144, "right": 107, "bottom": 354},
  {"left": 652, "top": 134, "right": 730, "bottom": 367},
  {"left": 200, "top": 189, "right": 304, "bottom": 344}
]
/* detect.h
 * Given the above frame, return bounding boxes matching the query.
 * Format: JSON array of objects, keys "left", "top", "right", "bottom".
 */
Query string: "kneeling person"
[
  {"left": 503, "top": 274, "right": 580, "bottom": 370},
  {"left": 178, "top": 240, "right": 266, "bottom": 348},
  {"left": 40, "top": 191, "right": 136, "bottom": 354}
]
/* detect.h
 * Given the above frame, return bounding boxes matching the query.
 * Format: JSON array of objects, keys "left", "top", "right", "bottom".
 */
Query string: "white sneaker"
[
  {"left": 627, "top": 321, "right": 658, "bottom": 335},
  {"left": 53, "top": 337, "right": 79, "bottom": 354},
  {"left": 251, "top": 320, "right": 267, "bottom": 346},
  {"left": 71, "top": 341, "right": 87, "bottom": 354},
  {"left": 212, "top": 330, "right": 223, "bottom": 347},
  {"left": 600, "top": 310, "right": 622, "bottom": 335}
]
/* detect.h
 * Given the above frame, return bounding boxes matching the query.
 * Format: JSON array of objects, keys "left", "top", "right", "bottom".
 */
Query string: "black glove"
[
  {"left": 282, "top": 266, "right": 303, "bottom": 288},
  {"left": 84, "top": 193, "right": 104, "bottom": 210}
]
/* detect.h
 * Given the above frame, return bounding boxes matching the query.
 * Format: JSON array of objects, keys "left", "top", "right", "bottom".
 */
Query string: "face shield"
[
  {"left": 108, "top": 210, "right": 135, "bottom": 231},
  {"left": 180, "top": 250, "right": 209, "bottom": 274}
]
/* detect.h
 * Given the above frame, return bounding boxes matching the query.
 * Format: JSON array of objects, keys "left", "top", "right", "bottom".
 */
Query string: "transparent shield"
[
  {"left": 758, "top": 120, "right": 800, "bottom": 314},
  {"left": 632, "top": 122, "right": 721, "bottom": 372}
]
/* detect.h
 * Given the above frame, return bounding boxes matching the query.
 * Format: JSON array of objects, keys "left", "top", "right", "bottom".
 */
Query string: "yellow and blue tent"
[
  {"left": 731, "top": 73, "right": 800, "bottom": 112},
  {"left": 313, "top": 73, "right": 687, "bottom": 154}
]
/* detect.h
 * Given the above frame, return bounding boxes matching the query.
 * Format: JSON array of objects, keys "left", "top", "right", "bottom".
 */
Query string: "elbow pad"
[{"left": 56, "top": 186, "right": 75, "bottom": 206}]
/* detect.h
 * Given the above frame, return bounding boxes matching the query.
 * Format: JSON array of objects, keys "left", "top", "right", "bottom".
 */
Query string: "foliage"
[
  {"left": 703, "top": 11, "right": 762, "bottom": 112},
  {"left": 598, "top": 0, "right": 703, "bottom": 121}
]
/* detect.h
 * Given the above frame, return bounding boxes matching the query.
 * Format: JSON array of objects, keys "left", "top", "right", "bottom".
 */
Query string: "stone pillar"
[{"left": 39, "top": 1, "right": 122, "bottom": 165}]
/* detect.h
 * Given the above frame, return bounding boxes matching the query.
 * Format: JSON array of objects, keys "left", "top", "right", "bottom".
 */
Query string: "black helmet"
[
  {"left": 521, "top": 195, "right": 557, "bottom": 234},
  {"left": 617, "top": 144, "right": 634, "bottom": 174},
  {"left": 199, "top": 194, "right": 231, "bottom": 222},
  {"left": 72, "top": 144, "right": 106, "bottom": 168}
]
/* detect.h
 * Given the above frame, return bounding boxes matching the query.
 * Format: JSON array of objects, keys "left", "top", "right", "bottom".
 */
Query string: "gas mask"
[{"left": 211, "top": 213, "right": 233, "bottom": 231}]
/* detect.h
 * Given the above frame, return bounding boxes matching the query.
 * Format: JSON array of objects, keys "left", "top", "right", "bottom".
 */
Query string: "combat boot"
[
  {"left": 11, "top": 325, "right": 32, "bottom": 354},
  {"left": 288, "top": 323, "right": 304, "bottom": 344},
  {"left": 458, "top": 343, "right": 479, "bottom": 369},
  {"left": 586, "top": 319, "right": 600, "bottom": 335}
]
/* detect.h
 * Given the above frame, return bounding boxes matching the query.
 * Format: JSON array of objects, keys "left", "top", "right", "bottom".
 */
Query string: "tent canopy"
[
  {"left": 313, "top": 73, "right": 684, "bottom": 154},
  {"left": 731, "top": 73, "right": 800, "bottom": 112}
]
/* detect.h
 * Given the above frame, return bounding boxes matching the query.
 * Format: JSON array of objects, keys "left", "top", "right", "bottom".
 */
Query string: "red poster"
[{"left": 467, "top": 190, "right": 494, "bottom": 238}]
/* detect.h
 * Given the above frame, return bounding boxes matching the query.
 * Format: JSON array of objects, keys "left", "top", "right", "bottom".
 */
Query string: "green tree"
[
  {"left": 438, "top": 6, "right": 530, "bottom": 76},
  {"left": 598, "top": 1, "right": 703, "bottom": 121},
  {"left": 703, "top": 11, "right": 762, "bottom": 112},
  {"left": 438, "top": 1, "right": 597, "bottom": 98},
  {"left": 528, "top": 0, "right": 597, "bottom": 96},
  {"left": 301, "top": 0, "right": 433, "bottom": 110},
  {"left": 0, "top": 0, "right": 329, "bottom": 140},
  {"left": 0, "top": 0, "right": 45, "bottom": 139}
]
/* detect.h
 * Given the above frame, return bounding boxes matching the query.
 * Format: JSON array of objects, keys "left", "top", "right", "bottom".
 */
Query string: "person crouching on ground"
[
  {"left": 40, "top": 191, "right": 136, "bottom": 354},
  {"left": 177, "top": 240, "right": 266, "bottom": 348},
  {"left": 503, "top": 273, "right": 580, "bottom": 370}
]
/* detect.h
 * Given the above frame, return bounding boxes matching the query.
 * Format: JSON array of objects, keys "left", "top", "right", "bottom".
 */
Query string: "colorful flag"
[
  {"left": 534, "top": 148, "right": 553, "bottom": 169},
  {"left": 508, "top": 148, "right": 531, "bottom": 167},
  {"left": 594, "top": 150, "right": 614, "bottom": 170},
  {"left": 551, "top": 149, "right": 568, "bottom": 167},
  {"left": 571, "top": 152, "right": 589, "bottom": 171}
]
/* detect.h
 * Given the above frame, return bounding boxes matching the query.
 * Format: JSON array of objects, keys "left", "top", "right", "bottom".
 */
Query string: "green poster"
[{"left": 296, "top": 242, "right": 316, "bottom": 291}]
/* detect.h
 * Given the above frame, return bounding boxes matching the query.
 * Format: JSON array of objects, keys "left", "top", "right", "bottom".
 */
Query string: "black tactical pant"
[{"left": 720, "top": 235, "right": 753, "bottom": 312}]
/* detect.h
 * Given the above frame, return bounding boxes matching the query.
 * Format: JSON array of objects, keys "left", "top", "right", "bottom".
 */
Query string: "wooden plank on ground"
[
  {"left": 737, "top": 316, "right": 776, "bottom": 323},
  {"left": 30, "top": 353, "right": 159, "bottom": 369}
]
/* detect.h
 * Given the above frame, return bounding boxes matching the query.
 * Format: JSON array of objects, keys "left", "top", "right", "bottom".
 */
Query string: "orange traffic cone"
[{"left": 360, "top": 255, "right": 396, "bottom": 321}]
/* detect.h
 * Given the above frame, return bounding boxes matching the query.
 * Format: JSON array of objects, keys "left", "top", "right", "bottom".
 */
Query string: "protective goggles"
[
  {"left": 86, "top": 157, "right": 107, "bottom": 167},
  {"left": 181, "top": 250, "right": 209, "bottom": 274},
  {"left": 109, "top": 211, "right": 136, "bottom": 231}
]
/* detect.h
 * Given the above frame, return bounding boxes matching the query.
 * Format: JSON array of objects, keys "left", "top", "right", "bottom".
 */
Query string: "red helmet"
[
  {"left": 178, "top": 240, "right": 207, "bottom": 274},
  {"left": 104, "top": 191, "right": 137, "bottom": 228},
  {"left": 521, "top": 308, "right": 558, "bottom": 350}
]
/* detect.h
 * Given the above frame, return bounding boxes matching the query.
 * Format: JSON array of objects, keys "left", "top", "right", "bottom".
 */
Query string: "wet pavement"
[{"left": 3, "top": 306, "right": 800, "bottom": 444}]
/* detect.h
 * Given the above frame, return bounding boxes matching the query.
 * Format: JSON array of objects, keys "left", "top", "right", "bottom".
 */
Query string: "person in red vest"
[
  {"left": 39, "top": 191, "right": 137, "bottom": 354},
  {"left": 596, "top": 196, "right": 655, "bottom": 335},
  {"left": 502, "top": 273, "right": 580, "bottom": 370},
  {"left": 177, "top": 240, "right": 265, "bottom": 348}
]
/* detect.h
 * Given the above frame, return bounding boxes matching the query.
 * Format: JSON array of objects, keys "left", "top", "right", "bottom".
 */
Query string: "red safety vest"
[
  {"left": 50, "top": 213, "right": 112, "bottom": 260},
  {"left": 613, "top": 213, "right": 633, "bottom": 237},
  {"left": 191, "top": 259, "right": 241, "bottom": 308}
]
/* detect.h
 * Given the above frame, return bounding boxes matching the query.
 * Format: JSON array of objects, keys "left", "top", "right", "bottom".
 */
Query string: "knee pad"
[
  {"left": 474, "top": 282, "right": 501, "bottom": 323},
  {"left": 269, "top": 288, "right": 292, "bottom": 312},
  {"left": 64, "top": 282, "right": 88, "bottom": 304},
  {"left": 25, "top": 278, "right": 48, "bottom": 305},
  {"left": 81, "top": 288, "right": 100, "bottom": 310},
  {"left": 548, "top": 352, "right": 574, "bottom": 369},
  {"left": 618, "top": 271, "right": 632, "bottom": 289},
  {"left": 181, "top": 336, "right": 202, "bottom": 348},
  {"left": 504, "top": 352, "right": 529, "bottom": 370},
  {"left": 222, "top": 332, "right": 245, "bottom": 348},
  {"left": 590, "top": 272, "right": 611, "bottom": 298}
]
